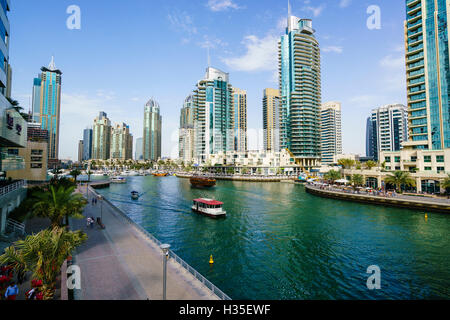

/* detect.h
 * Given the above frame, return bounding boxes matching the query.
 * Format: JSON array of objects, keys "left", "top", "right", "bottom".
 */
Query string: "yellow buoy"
[
  {"left": 209, "top": 255, "right": 214, "bottom": 264},
  {"left": 425, "top": 214, "right": 428, "bottom": 220}
]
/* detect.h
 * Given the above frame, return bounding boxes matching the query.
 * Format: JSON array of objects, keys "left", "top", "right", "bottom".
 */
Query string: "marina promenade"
[{"left": 69, "top": 186, "right": 221, "bottom": 300}]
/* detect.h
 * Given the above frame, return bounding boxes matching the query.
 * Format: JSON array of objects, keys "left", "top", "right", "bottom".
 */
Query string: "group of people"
[
  {"left": 86, "top": 216, "right": 96, "bottom": 229},
  {"left": 0, "top": 265, "right": 43, "bottom": 300}
]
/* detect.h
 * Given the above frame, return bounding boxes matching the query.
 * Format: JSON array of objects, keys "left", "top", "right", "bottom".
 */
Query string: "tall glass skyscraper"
[
  {"left": 143, "top": 99, "right": 162, "bottom": 161},
  {"left": 33, "top": 56, "right": 62, "bottom": 161},
  {"left": 232, "top": 87, "right": 247, "bottom": 152},
  {"left": 192, "top": 67, "right": 234, "bottom": 164},
  {"left": 405, "top": 0, "right": 450, "bottom": 150},
  {"left": 320, "top": 102, "right": 342, "bottom": 165},
  {"left": 92, "top": 112, "right": 111, "bottom": 160},
  {"left": 179, "top": 94, "right": 195, "bottom": 163},
  {"left": 263, "top": 88, "right": 281, "bottom": 152},
  {"left": 110, "top": 123, "right": 133, "bottom": 160},
  {"left": 82, "top": 128, "right": 92, "bottom": 161},
  {"left": 279, "top": 13, "right": 321, "bottom": 169}
]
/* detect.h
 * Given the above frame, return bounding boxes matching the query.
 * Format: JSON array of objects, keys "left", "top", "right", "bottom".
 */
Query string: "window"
[
  {"left": 424, "top": 156, "right": 431, "bottom": 163},
  {"left": 437, "top": 167, "right": 445, "bottom": 173},
  {"left": 385, "top": 166, "right": 391, "bottom": 170},
  {"left": 395, "top": 157, "right": 401, "bottom": 163},
  {"left": 424, "top": 167, "right": 432, "bottom": 171},
  {"left": 31, "top": 150, "right": 43, "bottom": 156},
  {"left": 31, "top": 164, "right": 43, "bottom": 169},
  {"left": 411, "top": 156, "right": 417, "bottom": 162},
  {"left": 436, "top": 155, "right": 444, "bottom": 163},
  {"left": 395, "top": 166, "right": 401, "bottom": 170},
  {"left": 385, "top": 157, "right": 391, "bottom": 163}
]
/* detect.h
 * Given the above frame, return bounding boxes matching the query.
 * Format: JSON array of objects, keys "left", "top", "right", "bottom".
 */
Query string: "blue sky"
[{"left": 9, "top": 0, "right": 406, "bottom": 160}]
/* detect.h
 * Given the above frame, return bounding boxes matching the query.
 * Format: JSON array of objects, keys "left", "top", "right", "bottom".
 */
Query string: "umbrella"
[{"left": 336, "top": 179, "right": 349, "bottom": 184}]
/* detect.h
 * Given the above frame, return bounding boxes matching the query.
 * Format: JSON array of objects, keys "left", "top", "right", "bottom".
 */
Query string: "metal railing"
[
  {"left": 0, "top": 180, "right": 26, "bottom": 197},
  {"left": 6, "top": 218, "right": 26, "bottom": 236},
  {"left": 87, "top": 187, "right": 232, "bottom": 300}
]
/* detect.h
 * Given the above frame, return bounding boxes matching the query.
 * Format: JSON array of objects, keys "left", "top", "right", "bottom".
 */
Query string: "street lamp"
[
  {"left": 160, "top": 244, "right": 171, "bottom": 300},
  {"left": 97, "top": 195, "right": 104, "bottom": 221}
]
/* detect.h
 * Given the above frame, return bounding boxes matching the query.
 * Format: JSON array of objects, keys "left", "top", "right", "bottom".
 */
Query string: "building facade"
[
  {"left": 320, "top": 102, "right": 342, "bottom": 165},
  {"left": 78, "top": 140, "right": 83, "bottom": 163},
  {"left": 232, "top": 87, "right": 247, "bottom": 152},
  {"left": 405, "top": 0, "right": 450, "bottom": 151},
  {"left": 110, "top": 123, "right": 133, "bottom": 160},
  {"left": 193, "top": 67, "right": 234, "bottom": 164},
  {"left": 179, "top": 95, "right": 195, "bottom": 163},
  {"left": 143, "top": 99, "right": 162, "bottom": 161},
  {"left": 369, "top": 104, "right": 408, "bottom": 161},
  {"left": 82, "top": 128, "right": 92, "bottom": 161},
  {"left": 33, "top": 57, "right": 62, "bottom": 163},
  {"left": 263, "top": 88, "right": 281, "bottom": 152},
  {"left": 92, "top": 112, "right": 111, "bottom": 160},
  {"left": 366, "top": 117, "right": 375, "bottom": 159},
  {"left": 135, "top": 137, "right": 143, "bottom": 161},
  {"left": 279, "top": 15, "right": 321, "bottom": 169}
]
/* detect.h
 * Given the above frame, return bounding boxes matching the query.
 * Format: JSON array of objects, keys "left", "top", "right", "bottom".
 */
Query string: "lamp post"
[
  {"left": 160, "top": 244, "right": 171, "bottom": 300},
  {"left": 97, "top": 195, "right": 103, "bottom": 221}
]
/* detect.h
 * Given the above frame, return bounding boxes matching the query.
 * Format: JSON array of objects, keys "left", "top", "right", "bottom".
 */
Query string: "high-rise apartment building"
[
  {"left": 33, "top": 57, "right": 62, "bottom": 162},
  {"left": 92, "top": 112, "right": 111, "bottom": 160},
  {"left": 143, "top": 99, "right": 162, "bottom": 161},
  {"left": 135, "top": 137, "right": 143, "bottom": 161},
  {"left": 263, "top": 88, "right": 281, "bottom": 152},
  {"left": 179, "top": 95, "right": 195, "bottom": 163},
  {"left": 110, "top": 123, "right": 133, "bottom": 160},
  {"left": 369, "top": 104, "right": 408, "bottom": 161},
  {"left": 82, "top": 128, "right": 93, "bottom": 161},
  {"left": 320, "top": 102, "right": 342, "bottom": 165},
  {"left": 78, "top": 140, "right": 83, "bottom": 163},
  {"left": 279, "top": 13, "right": 321, "bottom": 170},
  {"left": 366, "top": 117, "right": 375, "bottom": 159},
  {"left": 232, "top": 88, "right": 247, "bottom": 152},
  {"left": 404, "top": 0, "right": 450, "bottom": 151},
  {"left": 192, "top": 67, "right": 234, "bottom": 163}
]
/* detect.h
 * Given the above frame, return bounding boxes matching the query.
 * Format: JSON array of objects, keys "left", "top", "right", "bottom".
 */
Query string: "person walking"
[{"left": 5, "top": 282, "right": 18, "bottom": 300}]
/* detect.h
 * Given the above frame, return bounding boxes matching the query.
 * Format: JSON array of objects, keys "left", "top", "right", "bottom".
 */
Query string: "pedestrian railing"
[
  {"left": 87, "top": 187, "right": 232, "bottom": 300},
  {"left": 0, "top": 180, "right": 26, "bottom": 198},
  {"left": 6, "top": 218, "right": 26, "bottom": 236}
]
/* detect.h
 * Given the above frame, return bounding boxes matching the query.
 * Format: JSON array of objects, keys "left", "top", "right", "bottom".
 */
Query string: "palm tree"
[
  {"left": 0, "top": 227, "right": 87, "bottom": 300},
  {"left": 324, "top": 170, "right": 341, "bottom": 183},
  {"left": 384, "top": 171, "right": 416, "bottom": 193},
  {"left": 86, "top": 170, "right": 93, "bottom": 182},
  {"left": 365, "top": 160, "right": 378, "bottom": 170},
  {"left": 69, "top": 169, "right": 82, "bottom": 184},
  {"left": 31, "top": 185, "right": 87, "bottom": 228},
  {"left": 338, "top": 158, "right": 355, "bottom": 170},
  {"left": 351, "top": 174, "right": 365, "bottom": 190},
  {"left": 442, "top": 174, "right": 450, "bottom": 198}
]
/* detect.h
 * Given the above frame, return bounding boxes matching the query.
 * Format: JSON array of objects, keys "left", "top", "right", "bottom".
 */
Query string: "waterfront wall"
[
  {"left": 176, "top": 173, "right": 294, "bottom": 183},
  {"left": 305, "top": 185, "right": 450, "bottom": 214}
]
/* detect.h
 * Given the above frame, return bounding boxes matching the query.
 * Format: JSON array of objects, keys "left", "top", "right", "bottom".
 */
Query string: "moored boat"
[
  {"left": 190, "top": 176, "right": 216, "bottom": 188},
  {"left": 192, "top": 198, "right": 226, "bottom": 218},
  {"left": 111, "top": 176, "right": 127, "bottom": 184},
  {"left": 153, "top": 172, "right": 169, "bottom": 177}
]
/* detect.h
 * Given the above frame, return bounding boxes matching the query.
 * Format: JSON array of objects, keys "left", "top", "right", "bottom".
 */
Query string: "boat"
[
  {"left": 192, "top": 199, "right": 226, "bottom": 218},
  {"left": 111, "top": 176, "right": 127, "bottom": 184},
  {"left": 131, "top": 191, "right": 140, "bottom": 200},
  {"left": 190, "top": 176, "right": 216, "bottom": 188},
  {"left": 153, "top": 172, "right": 169, "bottom": 177}
]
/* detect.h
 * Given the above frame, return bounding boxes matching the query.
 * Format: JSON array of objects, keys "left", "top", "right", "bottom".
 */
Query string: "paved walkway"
[{"left": 71, "top": 187, "right": 219, "bottom": 300}]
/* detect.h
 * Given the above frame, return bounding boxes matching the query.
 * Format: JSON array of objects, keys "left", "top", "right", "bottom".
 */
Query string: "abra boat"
[
  {"left": 131, "top": 191, "right": 140, "bottom": 200},
  {"left": 111, "top": 177, "right": 127, "bottom": 184},
  {"left": 192, "top": 199, "right": 226, "bottom": 218},
  {"left": 190, "top": 176, "right": 216, "bottom": 188},
  {"left": 153, "top": 172, "right": 169, "bottom": 177}
]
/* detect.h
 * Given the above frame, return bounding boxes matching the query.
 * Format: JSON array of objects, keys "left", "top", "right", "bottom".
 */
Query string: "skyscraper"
[
  {"left": 78, "top": 140, "right": 84, "bottom": 163},
  {"left": 193, "top": 67, "right": 234, "bottom": 163},
  {"left": 135, "top": 137, "right": 143, "bottom": 161},
  {"left": 92, "top": 112, "right": 111, "bottom": 160},
  {"left": 279, "top": 12, "right": 321, "bottom": 169},
  {"left": 143, "top": 99, "right": 162, "bottom": 161},
  {"left": 110, "top": 123, "right": 133, "bottom": 160},
  {"left": 370, "top": 104, "right": 408, "bottom": 161},
  {"left": 179, "top": 94, "right": 195, "bottom": 163},
  {"left": 33, "top": 57, "right": 62, "bottom": 162},
  {"left": 232, "top": 88, "right": 247, "bottom": 152},
  {"left": 366, "top": 117, "right": 375, "bottom": 159},
  {"left": 82, "top": 128, "right": 93, "bottom": 161},
  {"left": 320, "top": 102, "right": 342, "bottom": 165},
  {"left": 263, "top": 88, "right": 281, "bottom": 152}
]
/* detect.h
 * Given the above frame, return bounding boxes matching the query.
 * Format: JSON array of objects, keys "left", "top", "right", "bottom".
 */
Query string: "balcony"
[
  {"left": 0, "top": 180, "right": 26, "bottom": 199},
  {"left": 0, "top": 152, "right": 25, "bottom": 171}
]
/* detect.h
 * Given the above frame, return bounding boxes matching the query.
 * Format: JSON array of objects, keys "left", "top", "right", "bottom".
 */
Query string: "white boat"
[
  {"left": 131, "top": 191, "right": 140, "bottom": 200},
  {"left": 128, "top": 170, "right": 139, "bottom": 176},
  {"left": 111, "top": 177, "right": 127, "bottom": 184},
  {"left": 192, "top": 198, "right": 226, "bottom": 218}
]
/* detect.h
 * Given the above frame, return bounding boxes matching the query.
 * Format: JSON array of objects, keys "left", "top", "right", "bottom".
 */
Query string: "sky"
[{"left": 8, "top": 0, "right": 407, "bottom": 161}]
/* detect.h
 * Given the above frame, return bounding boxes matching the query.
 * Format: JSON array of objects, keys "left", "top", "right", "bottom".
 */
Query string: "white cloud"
[
  {"left": 206, "top": 0, "right": 242, "bottom": 12},
  {"left": 339, "top": 0, "right": 351, "bottom": 8},
  {"left": 222, "top": 34, "right": 279, "bottom": 72},
  {"left": 302, "top": 4, "right": 326, "bottom": 17},
  {"left": 322, "top": 45, "right": 344, "bottom": 54},
  {"left": 380, "top": 55, "right": 405, "bottom": 68},
  {"left": 167, "top": 11, "right": 198, "bottom": 43}
]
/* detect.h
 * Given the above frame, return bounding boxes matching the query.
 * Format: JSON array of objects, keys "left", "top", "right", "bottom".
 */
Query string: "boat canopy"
[{"left": 194, "top": 199, "right": 223, "bottom": 206}]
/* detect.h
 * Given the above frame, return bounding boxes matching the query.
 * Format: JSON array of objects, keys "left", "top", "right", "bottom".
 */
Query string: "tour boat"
[
  {"left": 153, "top": 172, "right": 169, "bottom": 177},
  {"left": 131, "top": 191, "right": 140, "bottom": 200},
  {"left": 190, "top": 176, "right": 216, "bottom": 188},
  {"left": 111, "top": 176, "right": 127, "bottom": 184},
  {"left": 192, "top": 199, "right": 226, "bottom": 218}
]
